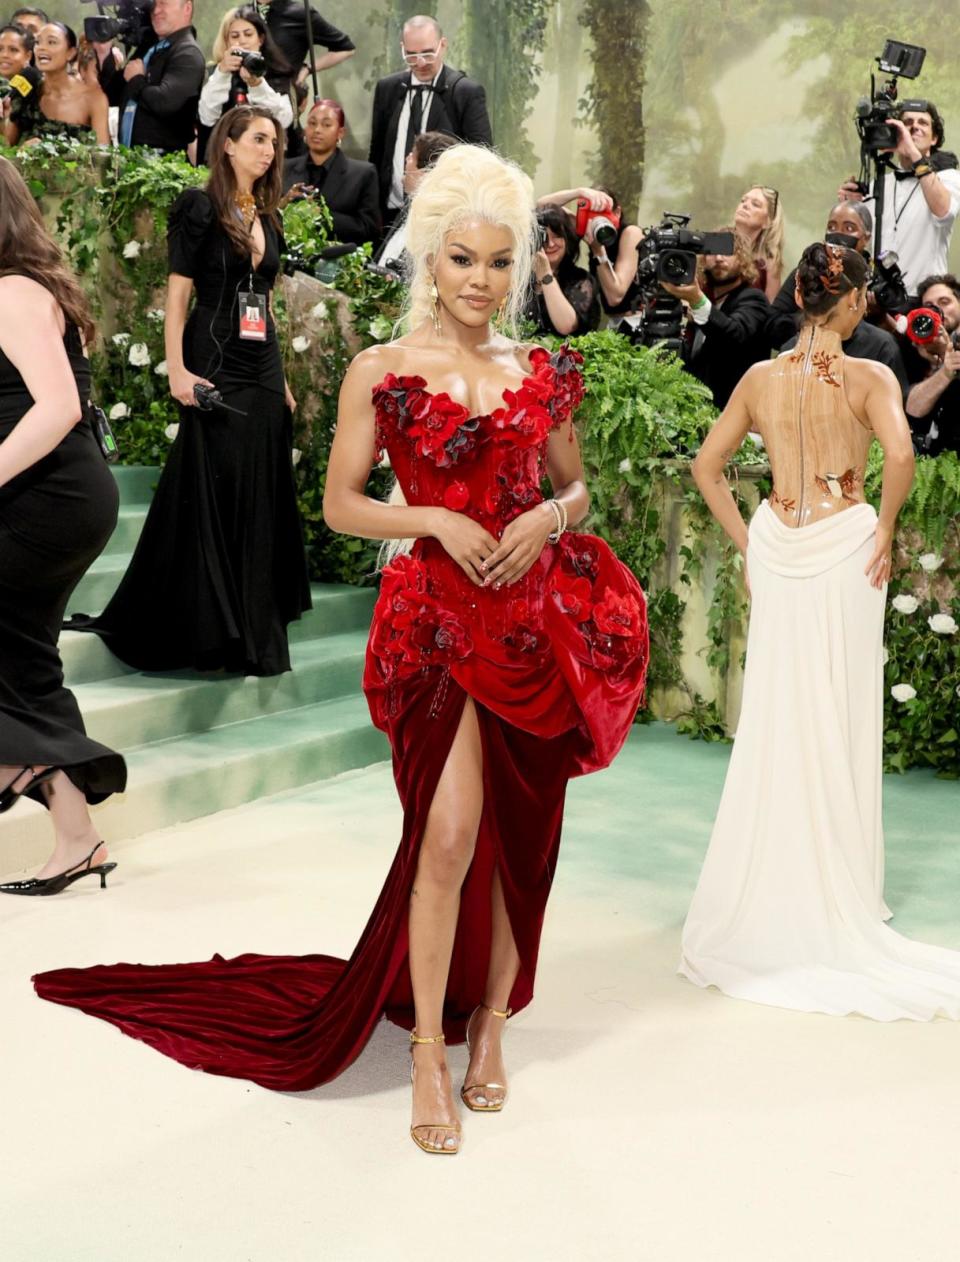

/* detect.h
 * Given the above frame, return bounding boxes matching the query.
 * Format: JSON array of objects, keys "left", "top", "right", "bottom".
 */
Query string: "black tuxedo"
[
  {"left": 686, "top": 282, "right": 771, "bottom": 410},
  {"left": 283, "top": 149, "right": 380, "bottom": 246},
  {"left": 100, "top": 25, "right": 205, "bottom": 154},
  {"left": 368, "top": 64, "right": 492, "bottom": 216}
]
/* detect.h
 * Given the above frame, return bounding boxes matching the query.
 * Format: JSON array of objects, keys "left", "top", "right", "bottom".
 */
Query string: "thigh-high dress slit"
[{"left": 33, "top": 347, "right": 648, "bottom": 1090}]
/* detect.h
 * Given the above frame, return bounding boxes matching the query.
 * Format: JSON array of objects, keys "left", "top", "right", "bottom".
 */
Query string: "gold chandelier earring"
[
  {"left": 495, "top": 292, "right": 511, "bottom": 326},
  {"left": 430, "top": 280, "right": 442, "bottom": 336}
]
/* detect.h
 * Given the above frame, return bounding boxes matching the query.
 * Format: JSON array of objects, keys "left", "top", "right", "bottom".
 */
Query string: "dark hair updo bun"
[{"left": 796, "top": 241, "right": 868, "bottom": 316}]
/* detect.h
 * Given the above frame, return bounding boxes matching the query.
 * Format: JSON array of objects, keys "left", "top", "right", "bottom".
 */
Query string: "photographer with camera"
[
  {"left": 768, "top": 201, "right": 909, "bottom": 399},
  {"left": 537, "top": 186, "right": 644, "bottom": 316},
  {"left": 527, "top": 205, "right": 600, "bottom": 337},
  {"left": 660, "top": 231, "right": 769, "bottom": 410},
  {"left": 902, "top": 273, "right": 960, "bottom": 455},
  {"left": 92, "top": 0, "right": 204, "bottom": 156},
  {"left": 840, "top": 98, "right": 960, "bottom": 295},
  {"left": 198, "top": 7, "right": 293, "bottom": 162},
  {"left": 282, "top": 99, "right": 379, "bottom": 247}
]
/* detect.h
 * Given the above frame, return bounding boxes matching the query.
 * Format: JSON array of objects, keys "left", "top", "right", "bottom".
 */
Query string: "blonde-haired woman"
[
  {"left": 197, "top": 6, "right": 292, "bottom": 161},
  {"left": 734, "top": 184, "right": 783, "bottom": 302},
  {"left": 33, "top": 145, "right": 648, "bottom": 1157}
]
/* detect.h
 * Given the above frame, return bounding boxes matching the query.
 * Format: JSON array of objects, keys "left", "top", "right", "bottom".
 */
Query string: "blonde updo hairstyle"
[{"left": 403, "top": 144, "right": 536, "bottom": 337}]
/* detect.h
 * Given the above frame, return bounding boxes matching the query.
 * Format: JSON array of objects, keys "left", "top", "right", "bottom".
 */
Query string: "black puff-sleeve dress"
[{"left": 70, "top": 188, "right": 312, "bottom": 676}]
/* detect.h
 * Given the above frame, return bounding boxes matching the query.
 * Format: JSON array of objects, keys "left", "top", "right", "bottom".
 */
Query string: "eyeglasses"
[
  {"left": 401, "top": 47, "right": 439, "bottom": 64},
  {"left": 759, "top": 186, "right": 779, "bottom": 215}
]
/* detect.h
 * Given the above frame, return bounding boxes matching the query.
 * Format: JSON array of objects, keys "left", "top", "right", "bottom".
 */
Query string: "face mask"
[{"left": 825, "top": 232, "right": 860, "bottom": 251}]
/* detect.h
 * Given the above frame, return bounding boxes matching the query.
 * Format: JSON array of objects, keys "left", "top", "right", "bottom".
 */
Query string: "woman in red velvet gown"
[{"left": 33, "top": 145, "right": 648, "bottom": 1156}]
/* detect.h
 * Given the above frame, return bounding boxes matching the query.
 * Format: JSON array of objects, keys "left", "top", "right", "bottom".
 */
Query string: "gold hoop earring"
[{"left": 430, "top": 280, "right": 442, "bottom": 336}]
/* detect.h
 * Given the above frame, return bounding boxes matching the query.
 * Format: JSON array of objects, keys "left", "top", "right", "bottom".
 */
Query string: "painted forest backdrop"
[{"left": 45, "top": 0, "right": 960, "bottom": 267}]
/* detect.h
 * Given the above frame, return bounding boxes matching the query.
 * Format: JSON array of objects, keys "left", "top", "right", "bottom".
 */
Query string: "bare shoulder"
[
  {"left": 0, "top": 275, "right": 63, "bottom": 335},
  {"left": 844, "top": 354, "right": 898, "bottom": 393},
  {"left": 341, "top": 341, "right": 408, "bottom": 390}
]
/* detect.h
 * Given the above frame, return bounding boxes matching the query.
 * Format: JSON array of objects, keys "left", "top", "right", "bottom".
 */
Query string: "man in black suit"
[
  {"left": 662, "top": 243, "right": 771, "bottom": 410},
  {"left": 94, "top": 0, "right": 204, "bottom": 154},
  {"left": 258, "top": 0, "right": 355, "bottom": 100},
  {"left": 368, "top": 14, "right": 492, "bottom": 228}
]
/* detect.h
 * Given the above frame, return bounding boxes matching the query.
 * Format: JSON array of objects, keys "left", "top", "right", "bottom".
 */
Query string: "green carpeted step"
[
  {"left": 102, "top": 505, "right": 149, "bottom": 557},
  {"left": 74, "top": 630, "right": 368, "bottom": 749},
  {"left": 0, "top": 693, "right": 389, "bottom": 872},
  {"left": 59, "top": 584, "right": 376, "bottom": 683},
  {"left": 111, "top": 465, "right": 160, "bottom": 505}
]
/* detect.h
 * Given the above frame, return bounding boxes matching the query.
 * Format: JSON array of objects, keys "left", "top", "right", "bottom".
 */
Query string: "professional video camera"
[
  {"left": 81, "top": 0, "right": 154, "bottom": 50},
  {"left": 852, "top": 38, "right": 926, "bottom": 263},
  {"left": 855, "top": 40, "right": 926, "bottom": 155},
  {"left": 616, "top": 214, "right": 734, "bottom": 352}
]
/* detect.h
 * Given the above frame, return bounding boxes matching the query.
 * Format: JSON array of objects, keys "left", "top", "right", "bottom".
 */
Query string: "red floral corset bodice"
[
  {"left": 366, "top": 346, "right": 649, "bottom": 714},
  {"left": 370, "top": 346, "right": 586, "bottom": 638}
]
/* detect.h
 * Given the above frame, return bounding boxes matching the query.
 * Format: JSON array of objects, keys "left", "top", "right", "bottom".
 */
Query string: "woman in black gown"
[
  {"left": 72, "top": 106, "right": 311, "bottom": 675},
  {"left": 0, "top": 155, "right": 125, "bottom": 895}
]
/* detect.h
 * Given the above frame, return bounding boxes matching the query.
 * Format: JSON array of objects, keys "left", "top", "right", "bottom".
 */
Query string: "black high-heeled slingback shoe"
[
  {"left": 0, "top": 766, "right": 57, "bottom": 814},
  {"left": 0, "top": 841, "right": 117, "bottom": 897}
]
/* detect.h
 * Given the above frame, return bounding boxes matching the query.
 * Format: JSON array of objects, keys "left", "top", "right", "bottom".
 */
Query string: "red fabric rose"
[
  {"left": 443, "top": 481, "right": 470, "bottom": 511},
  {"left": 553, "top": 571, "right": 593, "bottom": 621},
  {"left": 591, "top": 586, "right": 644, "bottom": 638},
  {"left": 560, "top": 537, "right": 601, "bottom": 581}
]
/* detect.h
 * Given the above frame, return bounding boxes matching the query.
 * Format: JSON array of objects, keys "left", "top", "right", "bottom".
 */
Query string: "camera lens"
[
  {"left": 594, "top": 220, "right": 618, "bottom": 247},
  {"left": 660, "top": 251, "right": 692, "bottom": 283},
  {"left": 912, "top": 313, "right": 935, "bottom": 338}
]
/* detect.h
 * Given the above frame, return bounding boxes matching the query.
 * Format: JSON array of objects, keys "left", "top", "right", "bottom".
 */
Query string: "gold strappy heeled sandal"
[
  {"left": 461, "top": 1003, "right": 512, "bottom": 1113},
  {"left": 409, "top": 1030, "right": 461, "bottom": 1156}
]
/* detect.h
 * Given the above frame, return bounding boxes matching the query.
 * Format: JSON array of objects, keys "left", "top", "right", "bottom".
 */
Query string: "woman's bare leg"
[
  {"left": 463, "top": 866, "right": 520, "bottom": 1106},
  {"left": 408, "top": 695, "right": 483, "bottom": 1151},
  {"left": 35, "top": 772, "right": 106, "bottom": 879}
]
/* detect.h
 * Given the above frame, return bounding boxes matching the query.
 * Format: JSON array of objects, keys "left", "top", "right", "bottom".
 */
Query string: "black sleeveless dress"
[
  {"left": 0, "top": 321, "right": 126, "bottom": 804},
  {"left": 71, "top": 188, "right": 312, "bottom": 676}
]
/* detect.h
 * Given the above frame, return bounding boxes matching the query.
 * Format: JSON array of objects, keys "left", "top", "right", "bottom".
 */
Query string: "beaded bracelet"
[{"left": 543, "top": 497, "right": 567, "bottom": 544}]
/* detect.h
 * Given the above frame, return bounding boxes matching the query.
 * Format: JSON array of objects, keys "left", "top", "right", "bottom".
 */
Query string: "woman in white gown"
[{"left": 680, "top": 241, "right": 960, "bottom": 1021}]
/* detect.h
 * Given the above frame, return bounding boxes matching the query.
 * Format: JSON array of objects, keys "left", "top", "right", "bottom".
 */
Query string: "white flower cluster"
[
  {"left": 292, "top": 336, "right": 311, "bottom": 354},
  {"left": 128, "top": 343, "right": 150, "bottom": 367},
  {"left": 122, "top": 240, "right": 142, "bottom": 259}
]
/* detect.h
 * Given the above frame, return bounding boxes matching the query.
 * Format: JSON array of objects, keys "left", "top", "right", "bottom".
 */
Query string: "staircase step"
[
  {"left": 0, "top": 693, "right": 389, "bottom": 873},
  {"left": 64, "top": 576, "right": 376, "bottom": 647},
  {"left": 111, "top": 465, "right": 160, "bottom": 506},
  {"left": 75, "top": 630, "right": 368, "bottom": 750},
  {"left": 102, "top": 505, "right": 149, "bottom": 557}
]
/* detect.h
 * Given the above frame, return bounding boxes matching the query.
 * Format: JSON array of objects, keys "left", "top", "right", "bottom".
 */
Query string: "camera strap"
[{"left": 893, "top": 175, "right": 922, "bottom": 229}]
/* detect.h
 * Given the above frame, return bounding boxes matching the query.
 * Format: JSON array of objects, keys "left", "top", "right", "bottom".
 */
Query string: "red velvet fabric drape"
[{"left": 33, "top": 673, "right": 578, "bottom": 1092}]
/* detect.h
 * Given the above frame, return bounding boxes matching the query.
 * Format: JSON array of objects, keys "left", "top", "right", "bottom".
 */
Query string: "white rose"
[
  {"left": 128, "top": 342, "right": 150, "bottom": 367},
  {"left": 309, "top": 301, "right": 329, "bottom": 320},
  {"left": 882, "top": 646, "right": 889, "bottom": 665},
  {"left": 108, "top": 402, "right": 129, "bottom": 420},
  {"left": 891, "top": 683, "right": 917, "bottom": 703},
  {"left": 918, "top": 553, "right": 943, "bottom": 572},
  {"left": 154, "top": 360, "right": 168, "bottom": 377},
  {"left": 928, "top": 613, "right": 958, "bottom": 635},
  {"left": 292, "top": 335, "right": 311, "bottom": 353},
  {"left": 618, "top": 458, "right": 632, "bottom": 474},
  {"left": 122, "top": 240, "right": 142, "bottom": 259},
  {"left": 147, "top": 308, "right": 165, "bottom": 322},
  {"left": 112, "top": 333, "right": 130, "bottom": 347},
  {"left": 892, "top": 594, "right": 919, "bottom": 615},
  {"left": 291, "top": 448, "right": 302, "bottom": 466},
  {"left": 369, "top": 315, "right": 394, "bottom": 342},
  {"left": 164, "top": 423, "right": 180, "bottom": 441}
]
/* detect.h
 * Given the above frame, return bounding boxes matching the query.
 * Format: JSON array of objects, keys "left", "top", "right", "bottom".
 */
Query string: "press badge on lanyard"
[{"left": 239, "top": 287, "right": 267, "bottom": 341}]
